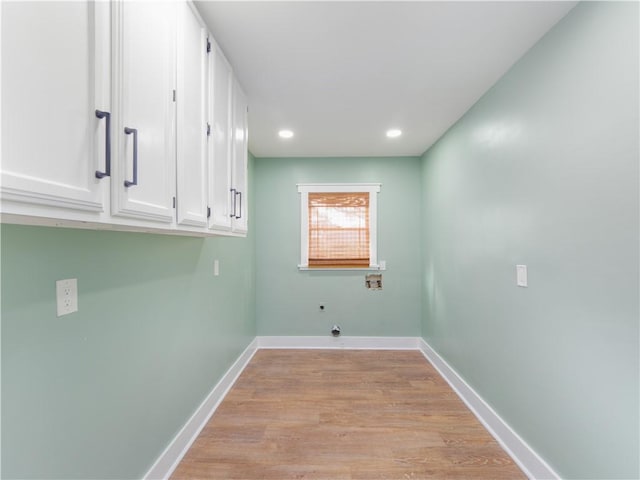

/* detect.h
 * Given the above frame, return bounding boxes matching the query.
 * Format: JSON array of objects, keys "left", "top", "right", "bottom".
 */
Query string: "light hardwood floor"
[{"left": 171, "top": 349, "right": 526, "bottom": 479}]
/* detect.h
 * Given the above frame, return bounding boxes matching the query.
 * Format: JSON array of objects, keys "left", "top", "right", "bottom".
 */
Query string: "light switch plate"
[
  {"left": 516, "top": 265, "right": 528, "bottom": 287},
  {"left": 56, "top": 278, "right": 78, "bottom": 316},
  {"left": 214, "top": 259, "right": 220, "bottom": 276}
]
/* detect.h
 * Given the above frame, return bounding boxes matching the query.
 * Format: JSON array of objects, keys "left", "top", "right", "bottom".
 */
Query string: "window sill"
[{"left": 298, "top": 265, "right": 386, "bottom": 272}]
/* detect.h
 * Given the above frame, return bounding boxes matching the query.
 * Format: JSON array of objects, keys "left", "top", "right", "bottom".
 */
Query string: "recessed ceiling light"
[
  {"left": 386, "top": 129, "right": 402, "bottom": 138},
  {"left": 278, "top": 129, "right": 294, "bottom": 139}
]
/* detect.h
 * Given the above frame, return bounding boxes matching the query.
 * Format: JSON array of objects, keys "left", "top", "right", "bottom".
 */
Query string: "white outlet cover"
[
  {"left": 56, "top": 278, "right": 78, "bottom": 316},
  {"left": 516, "top": 265, "right": 528, "bottom": 287}
]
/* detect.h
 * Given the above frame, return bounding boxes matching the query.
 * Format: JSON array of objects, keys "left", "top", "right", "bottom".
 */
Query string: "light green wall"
[
  {"left": 255, "top": 156, "right": 421, "bottom": 337},
  {"left": 1, "top": 156, "right": 256, "bottom": 479},
  {"left": 420, "top": 2, "right": 638, "bottom": 479}
]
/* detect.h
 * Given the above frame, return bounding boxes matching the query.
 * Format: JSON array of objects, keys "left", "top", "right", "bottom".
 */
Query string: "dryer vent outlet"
[{"left": 331, "top": 325, "right": 341, "bottom": 337}]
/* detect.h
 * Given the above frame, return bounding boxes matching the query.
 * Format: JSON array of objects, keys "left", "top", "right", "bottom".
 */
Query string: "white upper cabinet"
[
  {"left": 231, "top": 80, "right": 249, "bottom": 234},
  {"left": 1, "top": 0, "right": 249, "bottom": 237},
  {"left": 176, "top": 2, "right": 209, "bottom": 228},
  {"left": 111, "top": 0, "right": 176, "bottom": 224},
  {"left": 207, "top": 43, "right": 249, "bottom": 237},
  {"left": 1, "top": 1, "right": 110, "bottom": 219},
  {"left": 208, "top": 42, "right": 233, "bottom": 232}
]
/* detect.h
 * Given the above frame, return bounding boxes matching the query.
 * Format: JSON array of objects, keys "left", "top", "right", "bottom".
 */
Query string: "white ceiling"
[{"left": 194, "top": 1, "right": 577, "bottom": 158}]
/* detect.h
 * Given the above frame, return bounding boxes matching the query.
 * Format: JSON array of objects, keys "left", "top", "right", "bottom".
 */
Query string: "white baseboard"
[
  {"left": 257, "top": 335, "right": 420, "bottom": 350},
  {"left": 143, "top": 339, "right": 258, "bottom": 480},
  {"left": 417, "top": 338, "right": 559, "bottom": 480},
  {"left": 143, "top": 336, "right": 557, "bottom": 480}
]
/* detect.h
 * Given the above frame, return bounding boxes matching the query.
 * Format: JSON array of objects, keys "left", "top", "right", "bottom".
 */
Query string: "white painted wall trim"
[
  {"left": 143, "top": 338, "right": 258, "bottom": 480},
  {"left": 417, "top": 338, "right": 560, "bottom": 480},
  {"left": 257, "top": 335, "right": 419, "bottom": 350}
]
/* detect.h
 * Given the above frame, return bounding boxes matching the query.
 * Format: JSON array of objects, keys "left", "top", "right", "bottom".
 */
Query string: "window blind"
[{"left": 308, "top": 192, "right": 370, "bottom": 268}]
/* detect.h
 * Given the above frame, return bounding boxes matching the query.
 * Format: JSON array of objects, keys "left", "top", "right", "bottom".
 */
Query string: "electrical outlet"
[
  {"left": 56, "top": 278, "right": 78, "bottom": 316},
  {"left": 516, "top": 265, "right": 528, "bottom": 287}
]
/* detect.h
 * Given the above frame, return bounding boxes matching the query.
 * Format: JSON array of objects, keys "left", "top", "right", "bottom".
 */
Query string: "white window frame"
[{"left": 297, "top": 183, "right": 381, "bottom": 271}]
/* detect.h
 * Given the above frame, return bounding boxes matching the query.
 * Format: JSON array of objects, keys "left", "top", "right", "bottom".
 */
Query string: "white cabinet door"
[
  {"left": 208, "top": 42, "right": 233, "bottom": 232},
  {"left": 1, "top": 1, "right": 110, "bottom": 217},
  {"left": 176, "top": 1, "right": 208, "bottom": 228},
  {"left": 112, "top": 1, "right": 176, "bottom": 224},
  {"left": 231, "top": 80, "right": 249, "bottom": 234}
]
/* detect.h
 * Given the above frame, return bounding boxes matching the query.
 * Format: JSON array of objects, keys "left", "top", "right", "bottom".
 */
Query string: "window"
[
  {"left": 308, "top": 192, "right": 369, "bottom": 267},
  {"left": 298, "top": 183, "right": 381, "bottom": 270}
]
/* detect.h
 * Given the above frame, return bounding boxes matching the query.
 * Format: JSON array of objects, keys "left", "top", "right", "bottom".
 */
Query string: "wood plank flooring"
[{"left": 171, "top": 349, "right": 526, "bottom": 479}]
